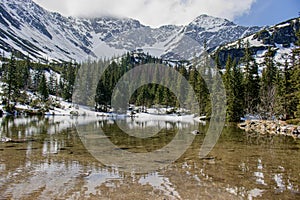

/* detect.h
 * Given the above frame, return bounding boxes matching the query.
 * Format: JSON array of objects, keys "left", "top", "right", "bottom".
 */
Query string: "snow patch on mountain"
[{"left": 216, "top": 17, "right": 300, "bottom": 71}]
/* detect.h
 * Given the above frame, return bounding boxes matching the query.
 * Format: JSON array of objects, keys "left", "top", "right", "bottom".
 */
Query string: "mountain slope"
[
  {"left": 215, "top": 17, "right": 300, "bottom": 67},
  {"left": 0, "top": 0, "right": 261, "bottom": 62}
]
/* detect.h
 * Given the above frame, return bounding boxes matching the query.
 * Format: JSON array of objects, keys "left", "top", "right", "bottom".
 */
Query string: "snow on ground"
[
  {"left": 91, "top": 33, "right": 126, "bottom": 60},
  {"left": 135, "top": 112, "right": 196, "bottom": 124}
]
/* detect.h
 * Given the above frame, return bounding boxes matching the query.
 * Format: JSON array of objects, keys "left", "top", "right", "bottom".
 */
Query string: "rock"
[
  {"left": 238, "top": 120, "right": 300, "bottom": 139},
  {"left": 281, "top": 126, "right": 287, "bottom": 133},
  {"left": 239, "top": 122, "right": 247, "bottom": 128},
  {"left": 269, "top": 131, "right": 276, "bottom": 135},
  {"left": 79, "top": 170, "right": 92, "bottom": 178},
  {"left": 293, "top": 129, "right": 299, "bottom": 135},
  {"left": 191, "top": 130, "right": 200, "bottom": 135},
  {"left": 270, "top": 124, "right": 277, "bottom": 131}
]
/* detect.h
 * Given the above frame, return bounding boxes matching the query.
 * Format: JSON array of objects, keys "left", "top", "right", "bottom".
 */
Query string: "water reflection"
[
  {"left": 76, "top": 118, "right": 199, "bottom": 173},
  {"left": 139, "top": 172, "right": 181, "bottom": 199},
  {"left": 0, "top": 117, "right": 299, "bottom": 199}
]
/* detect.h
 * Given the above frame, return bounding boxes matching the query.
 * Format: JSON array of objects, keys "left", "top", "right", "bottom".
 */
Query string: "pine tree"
[
  {"left": 196, "top": 70, "right": 209, "bottom": 116},
  {"left": 38, "top": 73, "right": 49, "bottom": 101},
  {"left": 32, "top": 63, "right": 43, "bottom": 91},
  {"left": 136, "top": 86, "right": 150, "bottom": 112},
  {"left": 241, "top": 40, "right": 260, "bottom": 114},
  {"left": 95, "top": 79, "right": 110, "bottom": 112},
  {"left": 185, "top": 66, "right": 199, "bottom": 112},
  {"left": 177, "top": 66, "right": 188, "bottom": 108},
  {"left": 48, "top": 71, "right": 58, "bottom": 96},
  {"left": 214, "top": 47, "right": 222, "bottom": 69},
  {"left": 223, "top": 56, "right": 244, "bottom": 122},
  {"left": 275, "top": 59, "right": 296, "bottom": 119},
  {"left": 2, "top": 53, "right": 20, "bottom": 112},
  {"left": 162, "top": 87, "right": 171, "bottom": 108},
  {"left": 154, "top": 85, "right": 164, "bottom": 106},
  {"left": 21, "top": 56, "right": 31, "bottom": 90},
  {"left": 196, "top": 43, "right": 213, "bottom": 117},
  {"left": 291, "top": 30, "right": 300, "bottom": 117},
  {"left": 259, "top": 46, "right": 277, "bottom": 119},
  {"left": 61, "top": 62, "right": 77, "bottom": 102}
]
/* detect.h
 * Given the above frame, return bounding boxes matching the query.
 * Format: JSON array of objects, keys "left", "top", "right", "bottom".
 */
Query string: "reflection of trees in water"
[
  {"left": 244, "top": 131, "right": 298, "bottom": 146},
  {"left": 0, "top": 116, "right": 84, "bottom": 175},
  {"left": 89, "top": 120, "right": 178, "bottom": 153},
  {"left": 1, "top": 116, "right": 58, "bottom": 138}
]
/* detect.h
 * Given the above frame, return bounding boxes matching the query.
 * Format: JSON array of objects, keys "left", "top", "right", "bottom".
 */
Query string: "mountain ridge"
[
  {"left": 215, "top": 17, "right": 300, "bottom": 68},
  {"left": 1, "top": 0, "right": 262, "bottom": 62}
]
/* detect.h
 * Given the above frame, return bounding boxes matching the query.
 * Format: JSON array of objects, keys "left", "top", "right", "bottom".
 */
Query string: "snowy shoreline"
[{"left": 0, "top": 99, "right": 204, "bottom": 124}]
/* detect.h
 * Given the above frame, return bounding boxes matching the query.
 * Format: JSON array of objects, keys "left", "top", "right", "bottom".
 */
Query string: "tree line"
[{"left": 0, "top": 54, "right": 78, "bottom": 113}]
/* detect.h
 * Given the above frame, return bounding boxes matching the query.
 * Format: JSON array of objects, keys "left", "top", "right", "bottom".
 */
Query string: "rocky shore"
[{"left": 238, "top": 120, "right": 300, "bottom": 139}]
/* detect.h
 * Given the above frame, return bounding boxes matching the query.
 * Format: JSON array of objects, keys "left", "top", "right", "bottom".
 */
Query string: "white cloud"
[{"left": 33, "top": 0, "right": 256, "bottom": 27}]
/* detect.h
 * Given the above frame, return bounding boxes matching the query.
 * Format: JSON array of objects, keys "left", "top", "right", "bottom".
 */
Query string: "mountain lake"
[{"left": 0, "top": 116, "right": 299, "bottom": 199}]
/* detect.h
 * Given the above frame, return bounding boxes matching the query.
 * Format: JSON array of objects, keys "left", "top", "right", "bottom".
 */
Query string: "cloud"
[{"left": 33, "top": 0, "right": 256, "bottom": 27}]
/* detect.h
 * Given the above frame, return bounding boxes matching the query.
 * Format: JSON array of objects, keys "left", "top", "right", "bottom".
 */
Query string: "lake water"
[{"left": 0, "top": 116, "right": 299, "bottom": 199}]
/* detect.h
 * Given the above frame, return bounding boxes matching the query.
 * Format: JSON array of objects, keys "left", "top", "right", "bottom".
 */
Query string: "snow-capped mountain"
[
  {"left": 0, "top": 0, "right": 262, "bottom": 62},
  {"left": 162, "top": 14, "right": 261, "bottom": 60},
  {"left": 215, "top": 17, "right": 300, "bottom": 68}
]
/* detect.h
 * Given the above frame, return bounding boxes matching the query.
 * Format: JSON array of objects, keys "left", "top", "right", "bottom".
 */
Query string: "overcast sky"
[{"left": 32, "top": 0, "right": 299, "bottom": 27}]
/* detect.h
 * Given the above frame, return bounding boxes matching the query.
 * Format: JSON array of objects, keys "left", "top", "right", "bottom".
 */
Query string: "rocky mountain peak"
[{"left": 189, "top": 14, "right": 235, "bottom": 31}]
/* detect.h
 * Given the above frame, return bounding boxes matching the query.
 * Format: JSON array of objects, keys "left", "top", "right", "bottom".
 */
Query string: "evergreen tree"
[
  {"left": 95, "top": 79, "right": 110, "bottom": 112},
  {"left": 136, "top": 86, "right": 150, "bottom": 112},
  {"left": 154, "top": 85, "right": 164, "bottom": 106},
  {"left": 21, "top": 56, "right": 31, "bottom": 90},
  {"left": 275, "top": 59, "right": 296, "bottom": 119},
  {"left": 32, "top": 63, "right": 43, "bottom": 91},
  {"left": 61, "top": 62, "right": 77, "bottom": 102},
  {"left": 175, "top": 66, "right": 187, "bottom": 108},
  {"left": 291, "top": 30, "right": 300, "bottom": 117},
  {"left": 48, "top": 71, "right": 58, "bottom": 96},
  {"left": 2, "top": 53, "right": 20, "bottom": 111},
  {"left": 185, "top": 66, "right": 199, "bottom": 112},
  {"left": 223, "top": 56, "right": 244, "bottom": 122},
  {"left": 196, "top": 73, "right": 209, "bottom": 116},
  {"left": 38, "top": 73, "right": 49, "bottom": 101},
  {"left": 196, "top": 44, "right": 212, "bottom": 117},
  {"left": 259, "top": 46, "right": 277, "bottom": 119},
  {"left": 241, "top": 40, "right": 260, "bottom": 114},
  {"left": 214, "top": 47, "right": 222, "bottom": 69},
  {"left": 162, "top": 87, "right": 171, "bottom": 108}
]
